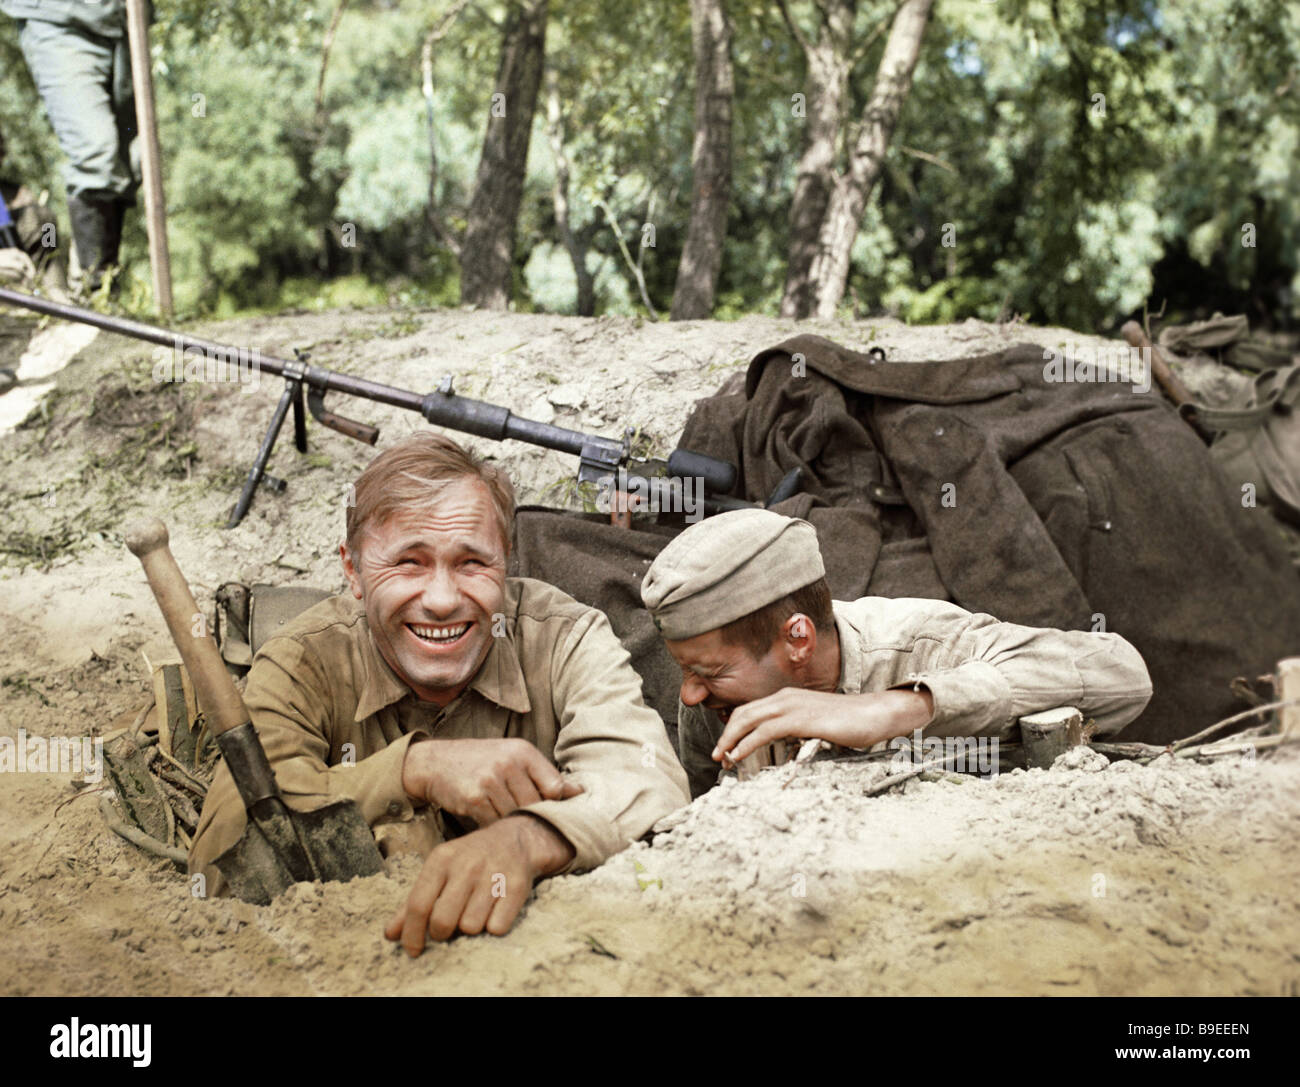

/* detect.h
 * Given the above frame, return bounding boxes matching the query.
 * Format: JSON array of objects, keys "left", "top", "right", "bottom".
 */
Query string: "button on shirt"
[
  {"left": 676, "top": 596, "right": 1153, "bottom": 798},
  {"left": 189, "top": 577, "right": 691, "bottom": 886}
]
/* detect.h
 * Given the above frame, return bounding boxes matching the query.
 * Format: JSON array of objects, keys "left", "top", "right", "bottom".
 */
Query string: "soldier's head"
[
  {"left": 341, "top": 432, "right": 515, "bottom": 706},
  {"left": 641, "top": 510, "right": 836, "bottom": 723}
]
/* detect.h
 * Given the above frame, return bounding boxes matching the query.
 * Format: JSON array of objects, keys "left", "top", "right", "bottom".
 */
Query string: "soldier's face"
[
  {"left": 342, "top": 478, "right": 507, "bottom": 706},
  {"left": 665, "top": 628, "right": 797, "bottom": 724}
]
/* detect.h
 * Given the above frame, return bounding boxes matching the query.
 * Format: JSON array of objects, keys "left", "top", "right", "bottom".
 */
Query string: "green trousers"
[{"left": 15, "top": 15, "right": 139, "bottom": 201}]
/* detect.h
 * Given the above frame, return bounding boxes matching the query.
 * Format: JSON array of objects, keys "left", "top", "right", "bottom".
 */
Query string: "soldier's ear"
[
  {"left": 340, "top": 542, "right": 364, "bottom": 599},
  {"left": 783, "top": 612, "right": 816, "bottom": 664}
]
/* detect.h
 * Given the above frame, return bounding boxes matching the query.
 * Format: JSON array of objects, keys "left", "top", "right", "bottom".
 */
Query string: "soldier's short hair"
[
  {"left": 715, "top": 577, "right": 834, "bottom": 659},
  {"left": 346, "top": 432, "right": 515, "bottom": 557}
]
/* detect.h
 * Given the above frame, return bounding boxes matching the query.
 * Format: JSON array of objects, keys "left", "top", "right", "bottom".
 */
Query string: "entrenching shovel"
[{"left": 124, "top": 518, "right": 384, "bottom": 904}]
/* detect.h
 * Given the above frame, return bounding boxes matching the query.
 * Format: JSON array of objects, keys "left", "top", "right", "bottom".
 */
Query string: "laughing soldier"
[
  {"left": 641, "top": 509, "right": 1154, "bottom": 798},
  {"left": 190, "top": 434, "right": 689, "bottom": 953}
]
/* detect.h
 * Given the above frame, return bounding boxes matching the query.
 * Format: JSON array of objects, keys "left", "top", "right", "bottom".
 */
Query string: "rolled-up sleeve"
[
  {"left": 874, "top": 599, "right": 1152, "bottom": 739},
  {"left": 520, "top": 610, "right": 690, "bottom": 872}
]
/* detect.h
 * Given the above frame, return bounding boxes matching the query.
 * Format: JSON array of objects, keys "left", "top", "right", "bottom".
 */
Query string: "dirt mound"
[
  {"left": 1, "top": 304, "right": 1294, "bottom": 996},
  {"left": 5, "top": 743, "right": 1296, "bottom": 996}
]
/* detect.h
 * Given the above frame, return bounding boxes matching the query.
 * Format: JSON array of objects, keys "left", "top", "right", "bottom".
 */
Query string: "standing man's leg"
[
  {"left": 106, "top": 32, "right": 140, "bottom": 281},
  {"left": 17, "top": 18, "right": 138, "bottom": 293}
]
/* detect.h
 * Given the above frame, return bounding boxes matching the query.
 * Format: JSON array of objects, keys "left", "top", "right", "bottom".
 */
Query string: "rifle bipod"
[
  {"left": 226, "top": 349, "right": 379, "bottom": 528},
  {"left": 0, "top": 286, "right": 779, "bottom": 529}
]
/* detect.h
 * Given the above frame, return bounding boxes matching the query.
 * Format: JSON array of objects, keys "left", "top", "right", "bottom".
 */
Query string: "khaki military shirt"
[
  {"left": 190, "top": 577, "right": 690, "bottom": 887},
  {"left": 677, "top": 596, "right": 1153, "bottom": 797}
]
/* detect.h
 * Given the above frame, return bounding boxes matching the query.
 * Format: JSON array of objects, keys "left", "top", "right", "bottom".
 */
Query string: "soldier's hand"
[
  {"left": 401, "top": 736, "right": 582, "bottom": 826},
  {"left": 384, "top": 814, "right": 574, "bottom": 954},
  {"left": 712, "top": 687, "right": 934, "bottom": 766},
  {"left": 0, "top": 247, "right": 36, "bottom": 285}
]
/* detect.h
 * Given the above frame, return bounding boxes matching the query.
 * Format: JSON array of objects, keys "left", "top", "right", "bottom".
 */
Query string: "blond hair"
[{"left": 345, "top": 432, "right": 515, "bottom": 556}]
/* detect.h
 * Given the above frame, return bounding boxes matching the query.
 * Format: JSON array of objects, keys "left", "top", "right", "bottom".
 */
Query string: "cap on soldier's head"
[{"left": 640, "top": 509, "right": 824, "bottom": 641}]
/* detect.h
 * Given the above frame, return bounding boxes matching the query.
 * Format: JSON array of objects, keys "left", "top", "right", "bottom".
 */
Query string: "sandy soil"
[{"left": 0, "top": 303, "right": 1294, "bottom": 996}]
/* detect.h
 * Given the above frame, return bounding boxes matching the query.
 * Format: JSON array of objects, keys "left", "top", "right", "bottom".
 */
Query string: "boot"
[
  {"left": 105, "top": 197, "right": 127, "bottom": 270},
  {"left": 67, "top": 191, "right": 123, "bottom": 295}
]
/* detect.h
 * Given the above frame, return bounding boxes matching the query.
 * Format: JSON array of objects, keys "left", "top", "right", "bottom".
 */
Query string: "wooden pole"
[
  {"left": 1279, "top": 658, "right": 1300, "bottom": 738},
  {"left": 1019, "top": 706, "right": 1084, "bottom": 769},
  {"left": 125, "top": 0, "right": 173, "bottom": 317}
]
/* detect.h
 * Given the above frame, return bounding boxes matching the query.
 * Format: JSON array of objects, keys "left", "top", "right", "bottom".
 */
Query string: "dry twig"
[{"left": 98, "top": 795, "right": 187, "bottom": 866}]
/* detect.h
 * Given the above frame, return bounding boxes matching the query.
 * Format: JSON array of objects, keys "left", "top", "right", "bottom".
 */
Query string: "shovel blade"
[{"left": 214, "top": 796, "right": 385, "bottom": 906}]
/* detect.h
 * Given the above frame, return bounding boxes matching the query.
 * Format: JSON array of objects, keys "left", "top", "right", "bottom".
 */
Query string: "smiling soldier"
[
  {"left": 189, "top": 433, "right": 689, "bottom": 953},
  {"left": 641, "top": 509, "right": 1154, "bottom": 797}
]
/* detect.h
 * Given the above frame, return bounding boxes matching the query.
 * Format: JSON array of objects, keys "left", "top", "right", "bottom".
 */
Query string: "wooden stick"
[
  {"left": 1120, "top": 320, "right": 1195, "bottom": 406},
  {"left": 150, "top": 746, "right": 208, "bottom": 793},
  {"left": 864, "top": 752, "right": 970, "bottom": 796},
  {"left": 779, "top": 738, "right": 830, "bottom": 789},
  {"left": 1278, "top": 659, "right": 1300, "bottom": 738},
  {"left": 1195, "top": 734, "right": 1293, "bottom": 759},
  {"left": 154, "top": 776, "right": 201, "bottom": 829},
  {"left": 125, "top": 0, "right": 173, "bottom": 316},
  {"left": 99, "top": 795, "right": 187, "bottom": 866},
  {"left": 1171, "top": 697, "right": 1300, "bottom": 750},
  {"left": 1093, "top": 725, "right": 1299, "bottom": 764}
]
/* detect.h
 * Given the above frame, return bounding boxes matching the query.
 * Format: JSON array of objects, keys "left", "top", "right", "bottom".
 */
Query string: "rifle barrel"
[
  {"left": 0, "top": 285, "right": 746, "bottom": 507},
  {"left": 0, "top": 285, "right": 608, "bottom": 457}
]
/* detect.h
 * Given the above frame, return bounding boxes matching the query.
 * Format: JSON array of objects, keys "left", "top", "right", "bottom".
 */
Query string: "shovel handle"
[
  {"left": 1120, "top": 320, "right": 1195, "bottom": 407},
  {"left": 125, "top": 518, "right": 249, "bottom": 739}
]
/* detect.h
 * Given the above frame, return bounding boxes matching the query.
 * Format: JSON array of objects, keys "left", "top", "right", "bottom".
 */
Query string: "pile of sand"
[
  {"left": 1, "top": 305, "right": 1296, "bottom": 996},
  {"left": 8, "top": 740, "right": 1295, "bottom": 996}
]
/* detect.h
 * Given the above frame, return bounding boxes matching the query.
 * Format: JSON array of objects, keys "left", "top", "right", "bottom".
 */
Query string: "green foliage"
[
  {"left": 1, "top": 0, "right": 1294, "bottom": 329},
  {"left": 0, "top": 19, "right": 65, "bottom": 210}
]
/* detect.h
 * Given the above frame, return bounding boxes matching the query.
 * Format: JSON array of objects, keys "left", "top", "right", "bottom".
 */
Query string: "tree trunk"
[
  {"left": 808, "top": 0, "right": 933, "bottom": 319},
  {"left": 315, "top": 0, "right": 350, "bottom": 124},
  {"left": 422, "top": 0, "right": 473, "bottom": 259},
  {"left": 459, "top": 0, "right": 549, "bottom": 309},
  {"left": 778, "top": 0, "right": 855, "bottom": 319},
  {"left": 543, "top": 67, "right": 594, "bottom": 316},
  {"left": 670, "top": 0, "right": 734, "bottom": 320}
]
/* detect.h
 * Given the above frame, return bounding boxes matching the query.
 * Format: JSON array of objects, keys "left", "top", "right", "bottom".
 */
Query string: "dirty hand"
[
  {"left": 385, "top": 814, "right": 575, "bottom": 954},
  {"left": 401, "top": 736, "right": 582, "bottom": 826},
  {"left": 712, "top": 687, "right": 935, "bottom": 766},
  {"left": 0, "top": 247, "right": 36, "bottom": 284}
]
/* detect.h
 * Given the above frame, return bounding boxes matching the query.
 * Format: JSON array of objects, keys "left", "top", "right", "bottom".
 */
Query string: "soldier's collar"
[
  {"left": 832, "top": 604, "right": 861, "bottom": 694},
  {"left": 354, "top": 640, "right": 413, "bottom": 722},
  {"left": 465, "top": 622, "right": 532, "bottom": 714}
]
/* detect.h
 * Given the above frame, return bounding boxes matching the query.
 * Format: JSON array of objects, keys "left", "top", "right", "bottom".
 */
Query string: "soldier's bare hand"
[
  {"left": 401, "top": 736, "right": 582, "bottom": 826},
  {"left": 384, "top": 814, "right": 574, "bottom": 955},
  {"left": 712, "top": 687, "right": 934, "bottom": 766}
]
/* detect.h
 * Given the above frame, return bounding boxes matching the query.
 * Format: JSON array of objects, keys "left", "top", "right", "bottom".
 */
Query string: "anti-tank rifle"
[{"left": 0, "top": 287, "right": 799, "bottom": 526}]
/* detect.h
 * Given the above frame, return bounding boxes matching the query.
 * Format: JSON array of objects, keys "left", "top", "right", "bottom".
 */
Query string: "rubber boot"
[{"left": 67, "top": 191, "right": 122, "bottom": 296}]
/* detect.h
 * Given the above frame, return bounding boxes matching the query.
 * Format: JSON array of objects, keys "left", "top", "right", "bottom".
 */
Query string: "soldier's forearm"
[
  {"left": 400, "top": 734, "right": 434, "bottom": 802},
  {"left": 507, "top": 813, "right": 576, "bottom": 877}
]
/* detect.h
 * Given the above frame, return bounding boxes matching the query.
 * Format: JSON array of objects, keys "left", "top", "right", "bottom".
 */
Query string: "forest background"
[{"left": 1, "top": 0, "right": 1295, "bottom": 333}]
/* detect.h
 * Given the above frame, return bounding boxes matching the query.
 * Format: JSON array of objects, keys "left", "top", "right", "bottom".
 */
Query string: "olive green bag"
[
  {"left": 214, "top": 582, "right": 331, "bottom": 672},
  {"left": 1183, "top": 365, "right": 1300, "bottom": 528}
]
